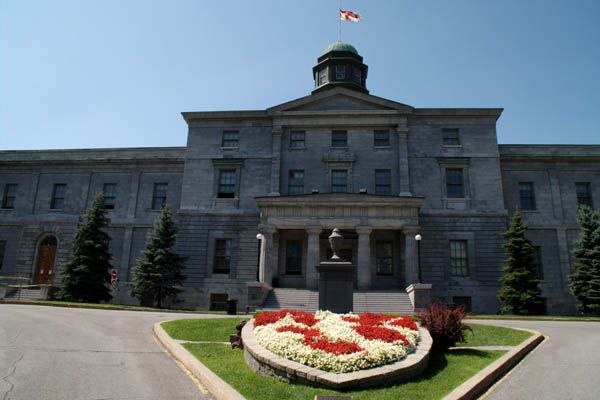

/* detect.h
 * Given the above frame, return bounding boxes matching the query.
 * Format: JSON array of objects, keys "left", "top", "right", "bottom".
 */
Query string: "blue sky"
[{"left": 1, "top": 0, "right": 599, "bottom": 150}]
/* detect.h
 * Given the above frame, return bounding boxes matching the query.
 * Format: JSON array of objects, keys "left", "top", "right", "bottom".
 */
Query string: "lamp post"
[{"left": 415, "top": 234, "right": 422, "bottom": 283}]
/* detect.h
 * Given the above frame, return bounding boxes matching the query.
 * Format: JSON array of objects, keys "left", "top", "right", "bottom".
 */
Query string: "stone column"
[
  {"left": 269, "top": 127, "right": 282, "bottom": 196},
  {"left": 356, "top": 226, "right": 372, "bottom": 290},
  {"left": 258, "top": 226, "right": 277, "bottom": 286},
  {"left": 305, "top": 226, "right": 322, "bottom": 290},
  {"left": 396, "top": 127, "right": 412, "bottom": 196},
  {"left": 403, "top": 228, "right": 420, "bottom": 286}
]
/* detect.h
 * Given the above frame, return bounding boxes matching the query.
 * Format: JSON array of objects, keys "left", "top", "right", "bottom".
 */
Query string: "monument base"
[{"left": 316, "top": 260, "right": 356, "bottom": 313}]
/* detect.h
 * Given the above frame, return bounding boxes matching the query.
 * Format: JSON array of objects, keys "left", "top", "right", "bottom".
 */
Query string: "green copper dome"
[{"left": 321, "top": 41, "right": 359, "bottom": 56}]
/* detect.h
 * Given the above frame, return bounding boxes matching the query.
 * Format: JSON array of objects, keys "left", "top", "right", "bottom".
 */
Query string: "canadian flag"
[{"left": 339, "top": 9, "right": 361, "bottom": 22}]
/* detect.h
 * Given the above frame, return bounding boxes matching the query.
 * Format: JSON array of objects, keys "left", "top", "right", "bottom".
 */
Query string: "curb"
[
  {"left": 153, "top": 322, "right": 245, "bottom": 400},
  {"left": 442, "top": 327, "right": 544, "bottom": 400}
]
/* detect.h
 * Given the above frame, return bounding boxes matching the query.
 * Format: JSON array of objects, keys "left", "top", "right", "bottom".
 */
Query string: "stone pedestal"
[
  {"left": 316, "top": 261, "right": 356, "bottom": 313},
  {"left": 406, "top": 283, "right": 432, "bottom": 312}
]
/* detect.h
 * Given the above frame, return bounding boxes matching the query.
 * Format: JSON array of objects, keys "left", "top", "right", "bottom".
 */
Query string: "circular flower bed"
[{"left": 253, "top": 309, "right": 420, "bottom": 374}]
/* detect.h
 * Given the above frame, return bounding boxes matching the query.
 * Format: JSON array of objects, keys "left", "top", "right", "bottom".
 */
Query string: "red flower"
[
  {"left": 389, "top": 316, "right": 418, "bottom": 331},
  {"left": 254, "top": 309, "right": 291, "bottom": 327},
  {"left": 352, "top": 324, "right": 409, "bottom": 344},
  {"left": 276, "top": 325, "right": 321, "bottom": 340},
  {"left": 303, "top": 337, "right": 363, "bottom": 355},
  {"left": 289, "top": 310, "right": 320, "bottom": 327}
]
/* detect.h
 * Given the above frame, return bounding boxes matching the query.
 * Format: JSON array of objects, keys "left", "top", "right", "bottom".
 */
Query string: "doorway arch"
[{"left": 35, "top": 236, "right": 58, "bottom": 284}]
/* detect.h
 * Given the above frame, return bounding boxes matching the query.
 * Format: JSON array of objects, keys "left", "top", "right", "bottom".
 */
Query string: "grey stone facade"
[{"left": 1, "top": 43, "right": 598, "bottom": 314}]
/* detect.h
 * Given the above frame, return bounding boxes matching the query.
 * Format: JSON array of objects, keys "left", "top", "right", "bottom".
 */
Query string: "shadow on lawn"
[{"left": 418, "top": 349, "right": 491, "bottom": 381}]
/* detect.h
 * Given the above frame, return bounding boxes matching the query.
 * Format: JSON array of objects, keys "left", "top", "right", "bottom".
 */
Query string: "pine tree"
[
  {"left": 569, "top": 205, "right": 600, "bottom": 315},
  {"left": 57, "top": 192, "right": 113, "bottom": 303},
  {"left": 498, "top": 210, "right": 543, "bottom": 315},
  {"left": 130, "top": 205, "right": 187, "bottom": 308}
]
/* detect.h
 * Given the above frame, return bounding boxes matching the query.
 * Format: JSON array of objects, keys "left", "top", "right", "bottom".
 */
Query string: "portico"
[{"left": 255, "top": 193, "right": 423, "bottom": 291}]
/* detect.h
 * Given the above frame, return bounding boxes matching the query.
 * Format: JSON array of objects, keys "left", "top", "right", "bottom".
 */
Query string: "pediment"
[{"left": 267, "top": 87, "right": 413, "bottom": 114}]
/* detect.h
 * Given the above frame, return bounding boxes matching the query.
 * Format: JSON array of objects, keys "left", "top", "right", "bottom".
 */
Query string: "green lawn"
[
  {"left": 459, "top": 323, "right": 533, "bottom": 347},
  {"left": 468, "top": 314, "right": 600, "bottom": 320},
  {"left": 162, "top": 318, "right": 248, "bottom": 341}
]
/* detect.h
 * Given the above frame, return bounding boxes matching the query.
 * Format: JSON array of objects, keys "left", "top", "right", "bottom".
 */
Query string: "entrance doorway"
[{"left": 35, "top": 236, "right": 57, "bottom": 284}]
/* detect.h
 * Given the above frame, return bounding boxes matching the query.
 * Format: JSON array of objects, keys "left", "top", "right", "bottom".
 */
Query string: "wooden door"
[{"left": 35, "top": 237, "right": 57, "bottom": 284}]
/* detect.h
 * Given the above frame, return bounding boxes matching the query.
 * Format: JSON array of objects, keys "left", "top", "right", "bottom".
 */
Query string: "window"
[
  {"left": 446, "top": 169, "right": 464, "bottom": 198},
  {"left": 2, "top": 184, "right": 17, "bottom": 209},
  {"left": 103, "top": 183, "right": 117, "bottom": 210},
  {"left": 374, "top": 130, "right": 390, "bottom": 147},
  {"left": 352, "top": 67, "right": 362, "bottom": 84},
  {"left": 290, "top": 131, "right": 305, "bottom": 148},
  {"left": 376, "top": 241, "right": 393, "bottom": 275},
  {"left": 50, "top": 184, "right": 66, "bottom": 209},
  {"left": 151, "top": 183, "right": 168, "bottom": 210},
  {"left": 335, "top": 65, "right": 346, "bottom": 80},
  {"left": 442, "top": 128, "right": 460, "bottom": 145},
  {"left": 576, "top": 182, "right": 593, "bottom": 207},
  {"left": 214, "top": 239, "right": 231, "bottom": 274},
  {"left": 450, "top": 240, "right": 469, "bottom": 276},
  {"left": 221, "top": 131, "right": 239, "bottom": 147},
  {"left": 532, "top": 246, "right": 544, "bottom": 280},
  {"left": 331, "top": 170, "right": 347, "bottom": 193},
  {"left": 209, "top": 293, "right": 228, "bottom": 311},
  {"left": 285, "top": 240, "right": 303, "bottom": 275},
  {"left": 519, "top": 182, "right": 536, "bottom": 210},
  {"left": 288, "top": 170, "right": 304, "bottom": 195},
  {"left": 375, "top": 170, "right": 391, "bottom": 195},
  {"left": 452, "top": 296, "right": 472, "bottom": 312},
  {"left": 318, "top": 68, "right": 327, "bottom": 85},
  {"left": 0, "top": 240, "right": 5, "bottom": 271},
  {"left": 331, "top": 130, "right": 347, "bottom": 147},
  {"left": 218, "top": 170, "right": 236, "bottom": 198}
]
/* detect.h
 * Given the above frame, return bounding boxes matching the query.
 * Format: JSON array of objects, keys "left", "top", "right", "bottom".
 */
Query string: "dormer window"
[
  {"left": 335, "top": 65, "right": 346, "bottom": 80},
  {"left": 318, "top": 68, "right": 328, "bottom": 86}
]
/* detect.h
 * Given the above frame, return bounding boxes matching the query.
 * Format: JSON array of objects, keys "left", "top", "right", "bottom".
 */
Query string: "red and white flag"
[{"left": 339, "top": 9, "right": 361, "bottom": 22}]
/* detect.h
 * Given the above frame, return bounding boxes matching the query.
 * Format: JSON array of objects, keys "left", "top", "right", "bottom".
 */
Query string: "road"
[
  {"left": 470, "top": 319, "right": 600, "bottom": 400},
  {"left": 0, "top": 304, "right": 237, "bottom": 400}
]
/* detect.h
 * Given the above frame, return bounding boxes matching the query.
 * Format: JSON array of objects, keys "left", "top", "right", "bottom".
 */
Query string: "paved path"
[
  {"left": 0, "top": 304, "right": 239, "bottom": 400},
  {"left": 469, "top": 319, "right": 600, "bottom": 400}
]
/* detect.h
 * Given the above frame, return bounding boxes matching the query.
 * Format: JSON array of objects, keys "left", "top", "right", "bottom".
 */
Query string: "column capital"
[
  {"left": 259, "top": 224, "right": 277, "bottom": 234},
  {"left": 394, "top": 127, "right": 410, "bottom": 134},
  {"left": 403, "top": 226, "right": 421, "bottom": 235},
  {"left": 305, "top": 225, "right": 322, "bottom": 235},
  {"left": 271, "top": 126, "right": 283, "bottom": 135},
  {"left": 355, "top": 225, "right": 373, "bottom": 235}
]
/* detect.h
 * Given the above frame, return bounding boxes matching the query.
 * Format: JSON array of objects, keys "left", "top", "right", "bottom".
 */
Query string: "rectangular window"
[
  {"left": 218, "top": 170, "right": 236, "bottom": 198},
  {"left": 376, "top": 241, "right": 393, "bottom": 276},
  {"left": 375, "top": 170, "right": 391, "bottom": 195},
  {"left": 288, "top": 170, "right": 304, "bottom": 195},
  {"left": 374, "top": 130, "right": 390, "bottom": 147},
  {"left": 532, "top": 246, "right": 544, "bottom": 280},
  {"left": 50, "top": 184, "right": 66, "bottom": 209},
  {"left": 576, "top": 182, "right": 593, "bottom": 207},
  {"left": 450, "top": 240, "right": 469, "bottom": 276},
  {"left": 335, "top": 65, "right": 346, "bottom": 80},
  {"left": 519, "top": 182, "right": 536, "bottom": 210},
  {"left": 331, "top": 170, "right": 347, "bottom": 193},
  {"left": 103, "top": 183, "right": 117, "bottom": 210},
  {"left": 352, "top": 67, "right": 362, "bottom": 84},
  {"left": 331, "top": 130, "right": 347, "bottom": 147},
  {"left": 318, "top": 68, "right": 327, "bottom": 85},
  {"left": 151, "top": 183, "right": 168, "bottom": 210},
  {"left": 446, "top": 169, "right": 464, "bottom": 198},
  {"left": 221, "top": 131, "right": 239, "bottom": 147},
  {"left": 442, "top": 128, "right": 460, "bottom": 145},
  {"left": 0, "top": 240, "right": 6, "bottom": 271},
  {"left": 452, "top": 296, "right": 472, "bottom": 312},
  {"left": 209, "top": 293, "right": 228, "bottom": 311},
  {"left": 2, "top": 184, "right": 17, "bottom": 209},
  {"left": 290, "top": 131, "right": 305, "bottom": 148},
  {"left": 285, "top": 240, "right": 303, "bottom": 275},
  {"left": 214, "top": 239, "right": 231, "bottom": 274}
]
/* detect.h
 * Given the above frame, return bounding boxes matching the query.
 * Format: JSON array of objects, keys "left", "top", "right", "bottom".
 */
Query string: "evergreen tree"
[
  {"left": 57, "top": 193, "right": 113, "bottom": 303},
  {"left": 130, "top": 205, "right": 187, "bottom": 308},
  {"left": 569, "top": 205, "right": 600, "bottom": 315},
  {"left": 498, "top": 210, "right": 543, "bottom": 315}
]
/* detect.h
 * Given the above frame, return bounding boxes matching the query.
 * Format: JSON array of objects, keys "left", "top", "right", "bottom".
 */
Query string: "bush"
[{"left": 418, "top": 301, "right": 472, "bottom": 350}]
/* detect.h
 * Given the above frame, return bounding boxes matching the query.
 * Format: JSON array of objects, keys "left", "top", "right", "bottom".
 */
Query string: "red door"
[{"left": 35, "top": 237, "right": 57, "bottom": 284}]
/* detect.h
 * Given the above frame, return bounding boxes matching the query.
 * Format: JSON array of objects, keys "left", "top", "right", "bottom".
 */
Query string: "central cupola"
[{"left": 312, "top": 41, "right": 369, "bottom": 94}]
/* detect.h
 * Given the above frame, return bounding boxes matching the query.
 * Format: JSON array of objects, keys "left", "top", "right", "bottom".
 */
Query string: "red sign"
[{"left": 110, "top": 269, "right": 118, "bottom": 290}]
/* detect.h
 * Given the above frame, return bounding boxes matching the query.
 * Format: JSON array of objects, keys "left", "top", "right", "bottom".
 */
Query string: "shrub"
[{"left": 418, "top": 300, "right": 472, "bottom": 351}]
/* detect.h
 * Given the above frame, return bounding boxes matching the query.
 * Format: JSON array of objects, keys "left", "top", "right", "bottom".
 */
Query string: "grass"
[
  {"left": 184, "top": 343, "right": 504, "bottom": 400},
  {"left": 468, "top": 314, "right": 600, "bottom": 320},
  {"left": 459, "top": 323, "right": 533, "bottom": 347},
  {"left": 162, "top": 318, "right": 247, "bottom": 341}
]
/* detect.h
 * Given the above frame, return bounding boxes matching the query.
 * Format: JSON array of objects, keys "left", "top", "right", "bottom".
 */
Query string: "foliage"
[
  {"left": 129, "top": 205, "right": 187, "bottom": 308},
  {"left": 569, "top": 205, "right": 600, "bottom": 315},
  {"left": 418, "top": 300, "right": 472, "bottom": 350},
  {"left": 56, "top": 193, "right": 113, "bottom": 303},
  {"left": 497, "top": 210, "right": 544, "bottom": 315}
]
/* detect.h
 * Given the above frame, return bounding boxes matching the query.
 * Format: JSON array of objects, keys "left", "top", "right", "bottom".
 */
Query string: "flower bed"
[{"left": 253, "top": 309, "right": 420, "bottom": 374}]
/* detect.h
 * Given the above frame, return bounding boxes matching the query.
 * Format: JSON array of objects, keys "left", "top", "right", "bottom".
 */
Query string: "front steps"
[
  {"left": 261, "top": 288, "right": 414, "bottom": 315},
  {"left": 2, "top": 287, "right": 46, "bottom": 301}
]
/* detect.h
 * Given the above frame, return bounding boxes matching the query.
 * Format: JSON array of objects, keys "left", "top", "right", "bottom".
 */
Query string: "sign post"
[{"left": 110, "top": 269, "right": 118, "bottom": 290}]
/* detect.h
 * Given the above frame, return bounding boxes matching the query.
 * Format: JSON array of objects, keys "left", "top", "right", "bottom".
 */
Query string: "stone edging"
[
  {"left": 153, "top": 322, "right": 245, "bottom": 400},
  {"left": 241, "top": 318, "right": 433, "bottom": 390},
  {"left": 442, "top": 327, "right": 544, "bottom": 400}
]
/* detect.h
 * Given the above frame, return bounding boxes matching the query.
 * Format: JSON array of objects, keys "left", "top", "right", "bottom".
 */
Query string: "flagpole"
[{"left": 338, "top": 0, "right": 342, "bottom": 41}]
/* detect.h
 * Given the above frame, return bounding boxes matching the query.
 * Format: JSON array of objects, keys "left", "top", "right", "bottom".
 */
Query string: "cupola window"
[
  {"left": 318, "top": 68, "right": 328, "bottom": 85},
  {"left": 335, "top": 65, "right": 346, "bottom": 80},
  {"left": 352, "top": 67, "right": 362, "bottom": 84}
]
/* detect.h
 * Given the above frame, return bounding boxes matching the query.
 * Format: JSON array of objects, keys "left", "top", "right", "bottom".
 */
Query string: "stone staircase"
[
  {"left": 2, "top": 287, "right": 46, "bottom": 301},
  {"left": 261, "top": 288, "right": 414, "bottom": 315}
]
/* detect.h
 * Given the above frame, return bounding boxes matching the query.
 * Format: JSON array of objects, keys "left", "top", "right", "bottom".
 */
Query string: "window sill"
[
  {"left": 221, "top": 147, "right": 239, "bottom": 151},
  {"left": 373, "top": 146, "right": 392, "bottom": 150},
  {"left": 288, "top": 147, "right": 306, "bottom": 151},
  {"left": 47, "top": 209, "right": 64, "bottom": 212},
  {"left": 330, "top": 146, "right": 348, "bottom": 151},
  {"left": 442, "top": 145, "right": 462, "bottom": 149}
]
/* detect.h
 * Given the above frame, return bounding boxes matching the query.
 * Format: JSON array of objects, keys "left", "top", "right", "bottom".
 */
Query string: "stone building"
[{"left": 1, "top": 42, "right": 598, "bottom": 314}]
